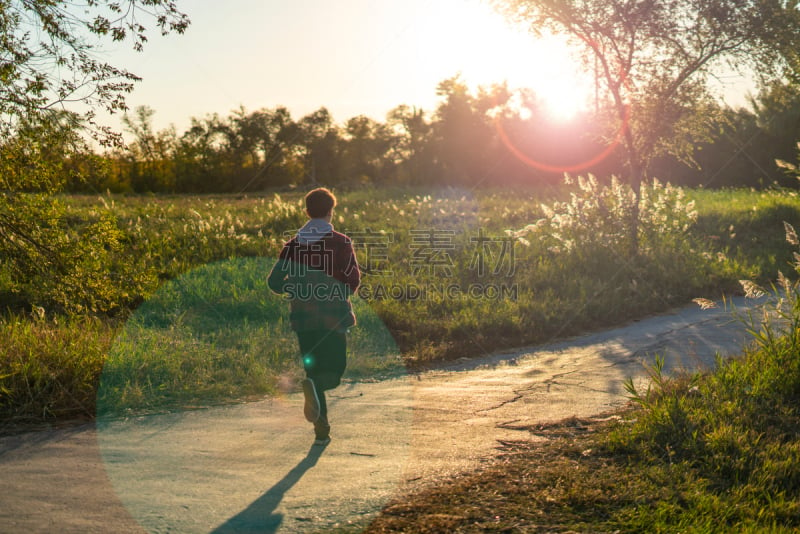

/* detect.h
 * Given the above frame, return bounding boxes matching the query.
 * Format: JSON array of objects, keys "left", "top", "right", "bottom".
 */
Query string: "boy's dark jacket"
[{"left": 268, "top": 230, "right": 361, "bottom": 332}]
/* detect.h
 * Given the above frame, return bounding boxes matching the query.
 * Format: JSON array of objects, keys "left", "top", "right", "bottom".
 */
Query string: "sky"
[{"left": 94, "top": 0, "right": 754, "bottom": 136}]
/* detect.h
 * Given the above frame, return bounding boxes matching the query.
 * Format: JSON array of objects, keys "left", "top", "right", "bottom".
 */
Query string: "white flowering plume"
[{"left": 509, "top": 175, "right": 698, "bottom": 256}]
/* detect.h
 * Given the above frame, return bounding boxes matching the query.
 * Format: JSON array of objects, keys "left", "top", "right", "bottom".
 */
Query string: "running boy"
[{"left": 268, "top": 188, "right": 361, "bottom": 446}]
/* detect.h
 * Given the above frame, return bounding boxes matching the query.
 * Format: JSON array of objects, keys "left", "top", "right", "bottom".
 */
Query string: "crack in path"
[{"left": 474, "top": 393, "right": 524, "bottom": 413}]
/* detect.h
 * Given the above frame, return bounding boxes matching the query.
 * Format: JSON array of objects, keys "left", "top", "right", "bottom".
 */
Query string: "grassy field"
[{"left": 2, "top": 182, "right": 800, "bottom": 426}]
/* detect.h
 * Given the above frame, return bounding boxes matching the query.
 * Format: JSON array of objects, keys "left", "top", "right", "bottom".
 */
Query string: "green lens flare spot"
[{"left": 303, "top": 355, "right": 315, "bottom": 367}]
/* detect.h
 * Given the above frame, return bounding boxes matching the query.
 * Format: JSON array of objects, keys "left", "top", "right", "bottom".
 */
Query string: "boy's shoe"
[
  {"left": 314, "top": 416, "right": 330, "bottom": 438},
  {"left": 314, "top": 416, "right": 330, "bottom": 446},
  {"left": 301, "top": 378, "right": 321, "bottom": 423},
  {"left": 313, "top": 436, "right": 331, "bottom": 447}
]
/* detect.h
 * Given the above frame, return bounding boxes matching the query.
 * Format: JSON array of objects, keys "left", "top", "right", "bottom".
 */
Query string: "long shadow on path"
[{"left": 211, "top": 443, "right": 328, "bottom": 533}]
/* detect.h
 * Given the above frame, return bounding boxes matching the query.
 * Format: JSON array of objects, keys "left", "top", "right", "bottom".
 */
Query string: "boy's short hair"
[{"left": 305, "top": 187, "right": 337, "bottom": 218}]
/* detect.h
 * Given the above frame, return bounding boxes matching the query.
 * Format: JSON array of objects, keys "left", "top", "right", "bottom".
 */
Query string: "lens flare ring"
[{"left": 495, "top": 43, "right": 634, "bottom": 175}]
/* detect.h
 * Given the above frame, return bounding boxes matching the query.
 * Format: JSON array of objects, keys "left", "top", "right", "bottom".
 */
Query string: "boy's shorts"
[{"left": 296, "top": 329, "right": 347, "bottom": 391}]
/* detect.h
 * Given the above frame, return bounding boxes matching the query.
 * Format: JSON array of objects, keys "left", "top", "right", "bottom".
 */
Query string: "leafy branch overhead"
[{"left": 0, "top": 0, "right": 189, "bottom": 145}]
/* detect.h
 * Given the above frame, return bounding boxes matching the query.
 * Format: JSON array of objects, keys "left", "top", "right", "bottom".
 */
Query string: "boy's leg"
[
  {"left": 298, "top": 329, "right": 346, "bottom": 391},
  {"left": 300, "top": 376, "right": 321, "bottom": 423},
  {"left": 314, "top": 331, "right": 344, "bottom": 441},
  {"left": 297, "top": 330, "right": 346, "bottom": 438},
  {"left": 297, "top": 331, "right": 323, "bottom": 423},
  {"left": 313, "top": 330, "right": 347, "bottom": 391},
  {"left": 314, "top": 390, "right": 330, "bottom": 440}
]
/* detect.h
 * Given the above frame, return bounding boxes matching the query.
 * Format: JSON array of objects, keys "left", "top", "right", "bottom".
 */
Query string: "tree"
[
  {"left": 750, "top": 81, "right": 800, "bottom": 173},
  {"left": 0, "top": 110, "right": 88, "bottom": 193},
  {"left": 386, "top": 105, "right": 434, "bottom": 184},
  {"left": 210, "top": 106, "right": 300, "bottom": 191},
  {"left": 171, "top": 113, "right": 227, "bottom": 192},
  {"left": 294, "top": 108, "right": 340, "bottom": 185},
  {"left": 341, "top": 115, "right": 393, "bottom": 184},
  {"left": 493, "top": 0, "right": 800, "bottom": 250},
  {"left": 122, "top": 105, "right": 178, "bottom": 191},
  {"left": 0, "top": 0, "right": 188, "bottom": 146},
  {"left": 647, "top": 82, "right": 800, "bottom": 187},
  {"left": 0, "top": 1, "right": 188, "bottom": 314},
  {"left": 432, "top": 76, "right": 510, "bottom": 185}
]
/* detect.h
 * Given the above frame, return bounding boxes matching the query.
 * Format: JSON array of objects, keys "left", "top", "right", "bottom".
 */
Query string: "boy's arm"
[
  {"left": 340, "top": 238, "right": 361, "bottom": 295},
  {"left": 267, "top": 243, "right": 293, "bottom": 294}
]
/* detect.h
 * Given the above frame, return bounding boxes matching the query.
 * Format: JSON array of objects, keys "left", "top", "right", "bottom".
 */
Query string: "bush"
[
  {"left": 0, "top": 193, "right": 158, "bottom": 315},
  {"left": 606, "top": 222, "right": 800, "bottom": 527}
]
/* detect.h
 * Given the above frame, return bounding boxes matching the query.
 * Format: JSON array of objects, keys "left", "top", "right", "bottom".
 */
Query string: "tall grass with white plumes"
[
  {"left": 503, "top": 176, "right": 731, "bottom": 326},
  {"left": 508, "top": 175, "right": 697, "bottom": 257}
]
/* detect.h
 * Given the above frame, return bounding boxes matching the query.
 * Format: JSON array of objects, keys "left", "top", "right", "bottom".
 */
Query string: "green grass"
[
  {"left": 689, "top": 187, "right": 800, "bottom": 279},
  {"left": 2, "top": 183, "right": 799, "bottom": 423},
  {"left": 96, "top": 257, "right": 402, "bottom": 416},
  {"left": 0, "top": 314, "right": 114, "bottom": 429},
  {"left": 360, "top": 276, "right": 800, "bottom": 533}
]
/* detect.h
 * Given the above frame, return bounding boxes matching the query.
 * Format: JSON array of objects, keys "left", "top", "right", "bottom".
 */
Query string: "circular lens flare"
[
  {"left": 494, "top": 109, "right": 628, "bottom": 174},
  {"left": 494, "top": 49, "right": 633, "bottom": 175}
]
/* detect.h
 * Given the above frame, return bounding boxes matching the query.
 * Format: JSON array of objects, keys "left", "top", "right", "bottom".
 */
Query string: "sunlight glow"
[{"left": 417, "top": 0, "right": 594, "bottom": 120}]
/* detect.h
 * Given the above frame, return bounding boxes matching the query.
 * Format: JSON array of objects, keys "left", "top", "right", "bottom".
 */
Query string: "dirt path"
[{"left": 0, "top": 297, "right": 759, "bottom": 533}]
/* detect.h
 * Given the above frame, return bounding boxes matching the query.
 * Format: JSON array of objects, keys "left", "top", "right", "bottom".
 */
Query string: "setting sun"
[{"left": 416, "top": 0, "right": 594, "bottom": 120}]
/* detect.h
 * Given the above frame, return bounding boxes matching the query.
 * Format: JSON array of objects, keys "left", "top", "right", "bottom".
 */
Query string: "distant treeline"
[{"left": 14, "top": 77, "right": 800, "bottom": 193}]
